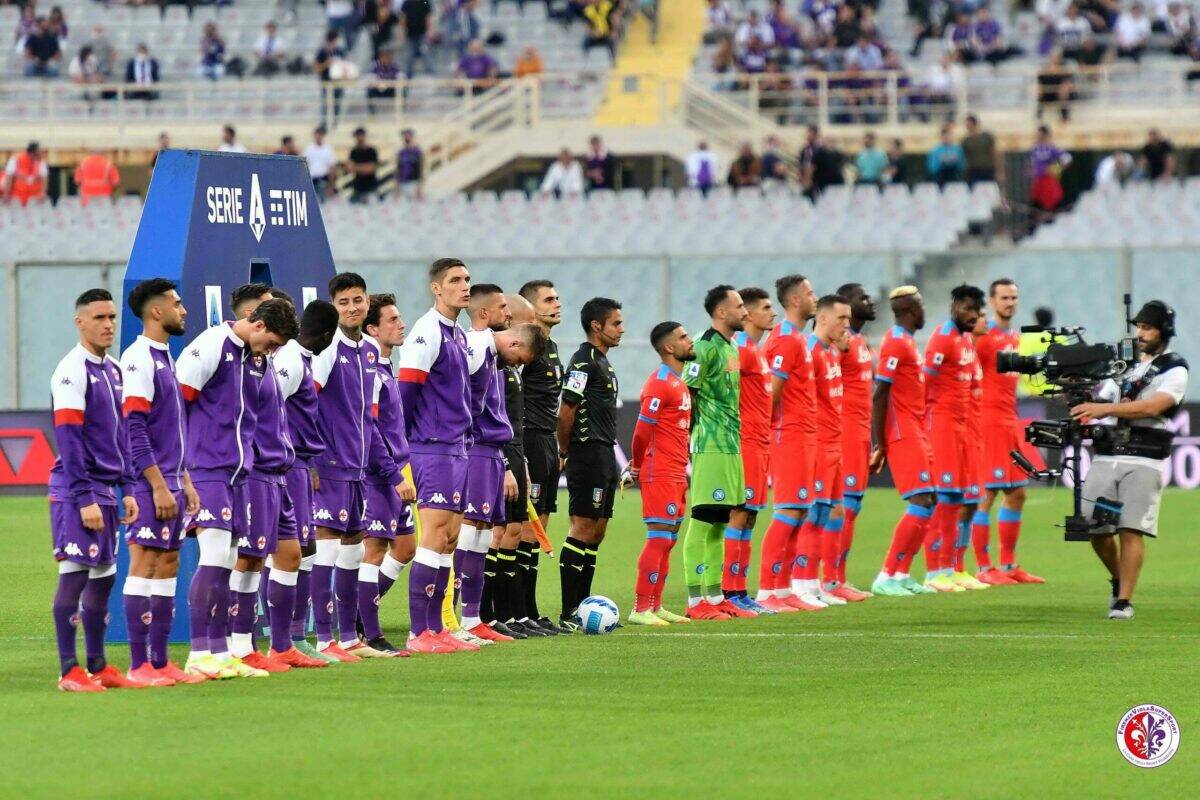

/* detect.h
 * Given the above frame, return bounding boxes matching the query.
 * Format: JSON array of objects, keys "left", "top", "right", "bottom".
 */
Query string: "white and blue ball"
[{"left": 576, "top": 595, "right": 620, "bottom": 635}]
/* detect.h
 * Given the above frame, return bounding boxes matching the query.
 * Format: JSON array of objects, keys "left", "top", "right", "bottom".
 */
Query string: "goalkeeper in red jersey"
[{"left": 628, "top": 322, "right": 696, "bottom": 626}]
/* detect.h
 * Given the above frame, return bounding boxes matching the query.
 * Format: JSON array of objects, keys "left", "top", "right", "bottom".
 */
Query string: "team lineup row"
[{"left": 46, "top": 262, "right": 1040, "bottom": 692}]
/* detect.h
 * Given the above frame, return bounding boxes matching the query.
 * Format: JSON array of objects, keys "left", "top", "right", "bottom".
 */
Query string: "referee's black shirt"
[
  {"left": 523, "top": 338, "right": 562, "bottom": 434},
  {"left": 561, "top": 342, "right": 618, "bottom": 447}
]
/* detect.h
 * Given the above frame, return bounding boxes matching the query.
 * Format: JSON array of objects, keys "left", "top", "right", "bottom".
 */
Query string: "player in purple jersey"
[
  {"left": 50, "top": 289, "right": 141, "bottom": 692},
  {"left": 119, "top": 279, "right": 203, "bottom": 687},
  {"left": 311, "top": 273, "right": 407, "bottom": 662},
  {"left": 396, "top": 258, "right": 475, "bottom": 654},
  {"left": 176, "top": 292, "right": 297, "bottom": 680},
  {"left": 360, "top": 293, "right": 417, "bottom": 656}
]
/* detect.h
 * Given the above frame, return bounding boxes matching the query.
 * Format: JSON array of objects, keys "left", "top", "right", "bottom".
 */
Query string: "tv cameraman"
[{"left": 1069, "top": 301, "right": 1187, "bottom": 620}]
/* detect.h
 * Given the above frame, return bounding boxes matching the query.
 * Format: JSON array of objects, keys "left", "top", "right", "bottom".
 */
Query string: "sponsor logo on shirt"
[
  {"left": 225, "top": 353, "right": 234, "bottom": 363},
  {"left": 566, "top": 370, "right": 588, "bottom": 394},
  {"left": 648, "top": 397, "right": 661, "bottom": 412}
]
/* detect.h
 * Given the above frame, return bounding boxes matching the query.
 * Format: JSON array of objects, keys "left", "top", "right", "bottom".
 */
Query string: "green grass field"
[{"left": 0, "top": 488, "right": 1195, "bottom": 798}]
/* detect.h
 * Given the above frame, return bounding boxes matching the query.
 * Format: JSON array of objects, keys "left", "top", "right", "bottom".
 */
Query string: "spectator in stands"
[
  {"left": 457, "top": 38, "right": 498, "bottom": 93},
  {"left": 926, "top": 124, "right": 967, "bottom": 186},
  {"left": 69, "top": 45, "right": 103, "bottom": 90},
  {"left": 4, "top": 142, "right": 49, "bottom": 206},
  {"left": 151, "top": 132, "right": 170, "bottom": 171},
  {"left": 74, "top": 149, "right": 120, "bottom": 205},
  {"left": 49, "top": 6, "right": 68, "bottom": 45},
  {"left": 886, "top": 138, "right": 909, "bottom": 186},
  {"left": 304, "top": 125, "right": 338, "bottom": 200},
  {"left": 24, "top": 17, "right": 62, "bottom": 78},
  {"left": 706, "top": 0, "right": 734, "bottom": 41},
  {"left": 585, "top": 135, "right": 616, "bottom": 192},
  {"left": 924, "top": 53, "right": 964, "bottom": 120},
  {"left": 1140, "top": 128, "right": 1175, "bottom": 181},
  {"left": 125, "top": 43, "right": 160, "bottom": 102},
  {"left": 974, "top": 7, "right": 1018, "bottom": 65},
  {"left": 450, "top": 0, "right": 482, "bottom": 57},
  {"left": 396, "top": 128, "right": 424, "bottom": 200},
  {"left": 368, "top": 1, "right": 399, "bottom": 59},
  {"left": 1037, "top": 50, "right": 1076, "bottom": 121},
  {"left": 217, "top": 126, "right": 247, "bottom": 154},
  {"left": 760, "top": 135, "right": 789, "bottom": 184},
  {"left": 314, "top": 30, "right": 347, "bottom": 121},
  {"left": 515, "top": 45, "right": 545, "bottom": 78},
  {"left": 800, "top": 125, "right": 844, "bottom": 199},
  {"left": 84, "top": 25, "right": 115, "bottom": 80},
  {"left": 1073, "top": 36, "right": 1107, "bottom": 66},
  {"left": 736, "top": 10, "right": 774, "bottom": 49},
  {"left": 910, "top": 0, "right": 950, "bottom": 58},
  {"left": 830, "top": 4, "right": 861, "bottom": 49},
  {"left": 541, "top": 148, "right": 585, "bottom": 198},
  {"left": 583, "top": 0, "right": 620, "bottom": 63},
  {"left": 686, "top": 141, "right": 721, "bottom": 196},
  {"left": 399, "top": 0, "right": 435, "bottom": 78},
  {"left": 253, "top": 21, "right": 288, "bottom": 77},
  {"left": 368, "top": 49, "right": 401, "bottom": 111},
  {"left": 1037, "top": 0, "right": 1073, "bottom": 27},
  {"left": 199, "top": 21, "right": 227, "bottom": 81},
  {"left": 275, "top": 136, "right": 300, "bottom": 157},
  {"left": 1164, "top": 2, "right": 1195, "bottom": 55},
  {"left": 728, "top": 143, "right": 762, "bottom": 189},
  {"left": 347, "top": 127, "right": 380, "bottom": 204},
  {"left": 13, "top": 5, "right": 37, "bottom": 52},
  {"left": 1029, "top": 125, "right": 1071, "bottom": 219},
  {"left": 767, "top": 0, "right": 809, "bottom": 57},
  {"left": 1094, "top": 151, "right": 1135, "bottom": 186},
  {"left": 326, "top": 0, "right": 361, "bottom": 52},
  {"left": 961, "top": 114, "right": 1002, "bottom": 186},
  {"left": 944, "top": 12, "right": 976, "bottom": 63},
  {"left": 739, "top": 36, "right": 770, "bottom": 73},
  {"left": 1114, "top": 3, "right": 1152, "bottom": 61},
  {"left": 1055, "top": 4, "right": 1095, "bottom": 61},
  {"left": 846, "top": 34, "right": 884, "bottom": 71},
  {"left": 711, "top": 36, "right": 737, "bottom": 89},
  {"left": 1079, "top": 0, "right": 1121, "bottom": 33},
  {"left": 854, "top": 131, "right": 888, "bottom": 185}
]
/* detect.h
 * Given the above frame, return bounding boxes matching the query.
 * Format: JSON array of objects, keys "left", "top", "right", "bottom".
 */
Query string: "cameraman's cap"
[
  {"left": 1132, "top": 300, "right": 1173, "bottom": 331},
  {"left": 889, "top": 285, "right": 920, "bottom": 300}
]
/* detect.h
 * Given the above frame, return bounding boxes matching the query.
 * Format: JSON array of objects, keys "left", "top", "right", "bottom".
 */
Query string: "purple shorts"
[
  {"left": 364, "top": 481, "right": 415, "bottom": 539},
  {"left": 50, "top": 498, "right": 119, "bottom": 567},
  {"left": 284, "top": 465, "right": 315, "bottom": 546},
  {"left": 463, "top": 448, "right": 507, "bottom": 526},
  {"left": 191, "top": 480, "right": 249, "bottom": 535},
  {"left": 124, "top": 487, "right": 187, "bottom": 551},
  {"left": 239, "top": 476, "right": 298, "bottom": 558},
  {"left": 411, "top": 451, "right": 469, "bottom": 513},
  {"left": 313, "top": 477, "right": 368, "bottom": 533}
]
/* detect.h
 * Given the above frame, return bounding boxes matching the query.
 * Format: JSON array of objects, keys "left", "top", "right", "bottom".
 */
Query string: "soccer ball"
[{"left": 576, "top": 595, "right": 620, "bottom": 635}]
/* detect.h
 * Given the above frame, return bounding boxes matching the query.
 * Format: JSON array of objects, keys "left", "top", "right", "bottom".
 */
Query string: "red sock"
[
  {"left": 794, "top": 519, "right": 820, "bottom": 583},
  {"left": 821, "top": 516, "right": 843, "bottom": 587},
  {"left": 736, "top": 538, "right": 752, "bottom": 593},
  {"left": 636, "top": 535, "right": 673, "bottom": 612},
  {"left": 758, "top": 514, "right": 797, "bottom": 592},
  {"left": 926, "top": 501, "right": 958, "bottom": 573},
  {"left": 839, "top": 506, "right": 858, "bottom": 584},
  {"left": 998, "top": 508, "right": 1022, "bottom": 569},
  {"left": 884, "top": 504, "right": 932, "bottom": 575},
  {"left": 971, "top": 509, "right": 993, "bottom": 571},
  {"left": 654, "top": 539, "right": 675, "bottom": 608}
]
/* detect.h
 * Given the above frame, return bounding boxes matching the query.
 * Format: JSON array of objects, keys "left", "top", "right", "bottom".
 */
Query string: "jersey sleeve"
[
  {"left": 561, "top": 354, "right": 590, "bottom": 407},
  {"left": 396, "top": 320, "right": 440, "bottom": 384},
  {"left": 875, "top": 337, "right": 902, "bottom": 383},
  {"left": 637, "top": 378, "right": 664, "bottom": 426},
  {"left": 119, "top": 344, "right": 158, "bottom": 477},
  {"left": 273, "top": 347, "right": 304, "bottom": 400},
  {"left": 683, "top": 340, "right": 711, "bottom": 389},
  {"left": 923, "top": 332, "right": 951, "bottom": 377},
  {"left": 464, "top": 329, "right": 493, "bottom": 376},
  {"left": 310, "top": 340, "right": 337, "bottom": 392},
  {"left": 767, "top": 334, "right": 798, "bottom": 380},
  {"left": 175, "top": 330, "right": 222, "bottom": 401},
  {"left": 51, "top": 356, "right": 95, "bottom": 504}
]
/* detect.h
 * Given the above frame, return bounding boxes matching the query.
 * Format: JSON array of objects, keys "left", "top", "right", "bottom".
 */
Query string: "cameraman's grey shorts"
[{"left": 1081, "top": 458, "right": 1164, "bottom": 537}]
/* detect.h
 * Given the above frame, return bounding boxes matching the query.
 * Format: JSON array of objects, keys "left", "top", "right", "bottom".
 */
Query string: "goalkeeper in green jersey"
[{"left": 682, "top": 285, "right": 752, "bottom": 620}]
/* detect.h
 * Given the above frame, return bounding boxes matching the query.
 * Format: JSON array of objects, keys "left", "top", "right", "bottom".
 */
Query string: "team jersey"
[
  {"left": 875, "top": 324, "right": 926, "bottom": 442},
  {"left": 808, "top": 334, "right": 843, "bottom": 445},
  {"left": 250, "top": 354, "right": 294, "bottom": 476},
  {"left": 840, "top": 329, "right": 873, "bottom": 440},
  {"left": 924, "top": 320, "right": 975, "bottom": 421},
  {"left": 396, "top": 307, "right": 472, "bottom": 452},
  {"left": 562, "top": 342, "right": 618, "bottom": 446},
  {"left": 966, "top": 359, "right": 983, "bottom": 440},
  {"left": 683, "top": 328, "right": 741, "bottom": 454},
  {"left": 466, "top": 327, "right": 513, "bottom": 448},
  {"left": 312, "top": 327, "right": 397, "bottom": 483},
  {"left": 522, "top": 336, "right": 561, "bottom": 434},
  {"left": 975, "top": 321, "right": 1020, "bottom": 421},
  {"left": 49, "top": 344, "right": 134, "bottom": 505},
  {"left": 632, "top": 363, "right": 692, "bottom": 481},
  {"left": 273, "top": 338, "right": 325, "bottom": 465},
  {"left": 120, "top": 335, "right": 185, "bottom": 492},
  {"left": 763, "top": 320, "right": 816, "bottom": 443}
]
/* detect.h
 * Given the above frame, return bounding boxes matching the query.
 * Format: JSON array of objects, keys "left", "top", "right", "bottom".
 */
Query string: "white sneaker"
[
  {"left": 452, "top": 628, "right": 493, "bottom": 647},
  {"left": 797, "top": 592, "right": 828, "bottom": 609},
  {"left": 1107, "top": 603, "right": 1135, "bottom": 620},
  {"left": 816, "top": 589, "right": 847, "bottom": 606}
]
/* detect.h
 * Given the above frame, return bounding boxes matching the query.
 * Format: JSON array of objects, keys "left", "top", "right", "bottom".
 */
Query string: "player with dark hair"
[
  {"left": 517, "top": 278, "right": 565, "bottom": 630},
  {"left": 557, "top": 297, "right": 623, "bottom": 629},
  {"left": 757, "top": 275, "right": 821, "bottom": 612},
  {"left": 50, "top": 289, "right": 141, "bottom": 691},
  {"left": 725, "top": 286, "right": 775, "bottom": 614},
  {"left": 870, "top": 287, "right": 937, "bottom": 597},
  {"left": 231, "top": 282, "right": 273, "bottom": 318},
  {"left": 628, "top": 321, "right": 696, "bottom": 626},
  {"left": 273, "top": 299, "right": 340, "bottom": 663},
  {"left": 268, "top": 287, "right": 294, "bottom": 305},
  {"left": 397, "top": 258, "right": 475, "bottom": 653},
  {"left": 921, "top": 284, "right": 988, "bottom": 593},
  {"left": 833, "top": 283, "right": 876, "bottom": 600},
  {"left": 119, "top": 278, "right": 202, "bottom": 686},
  {"left": 682, "top": 285, "right": 750, "bottom": 620}
]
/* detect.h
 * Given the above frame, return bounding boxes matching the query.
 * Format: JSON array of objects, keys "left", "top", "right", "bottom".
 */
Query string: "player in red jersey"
[
  {"left": 869, "top": 287, "right": 937, "bottom": 597},
  {"left": 972, "top": 278, "right": 1044, "bottom": 584},
  {"left": 627, "top": 322, "right": 696, "bottom": 626},
  {"left": 952, "top": 314, "right": 991, "bottom": 589},
  {"left": 725, "top": 287, "right": 777, "bottom": 615},
  {"left": 834, "top": 283, "right": 877, "bottom": 600},
  {"left": 757, "top": 274, "right": 821, "bottom": 612},
  {"left": 921, "top": 284, "right": 986, "bottom": 593}
]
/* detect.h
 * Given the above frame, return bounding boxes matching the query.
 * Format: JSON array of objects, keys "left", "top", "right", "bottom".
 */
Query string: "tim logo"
[{"left": 1117, "top": 705, "right": 1180, "bottom": 767}]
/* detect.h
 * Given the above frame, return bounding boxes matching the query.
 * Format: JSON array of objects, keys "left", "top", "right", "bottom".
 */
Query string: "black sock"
[
  {"left": 1113, "top": 598, "right": 1131, "bottom": 610},
  {"left": 559, "top": 536, "right": 587, "bottom": 619},
  {"left": 581, "top": 541, "right": 600, "bottom": 600},
  {"left": 481, "top": 548, "right": 499, "bottom": 624},
  {"left": 1110, "top": 577, "right": 1119, "bottom": 599},
  {"left": 498, "top": 547, "right": 521, "bottom": 622},
  {"left": 518, "top": 541, "right": 540, "bottom": 619},
  {"left": 86, "top": 655, "right": 106, "bottom": 674}
]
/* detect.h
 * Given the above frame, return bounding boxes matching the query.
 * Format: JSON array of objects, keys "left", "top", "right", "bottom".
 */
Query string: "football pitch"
[{"left": 0, "top": 488, "right": 1195, "bottom": 798}]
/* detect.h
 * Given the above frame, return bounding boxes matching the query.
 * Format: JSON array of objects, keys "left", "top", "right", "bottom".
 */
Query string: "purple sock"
[
  {"left": 232, "top": 590, "right": 257, "bottom": 636},
  {"left": 188, "top": 565, "right": 217, "bottom": 651},
  {"left": 80, "top": 573, "right": 115, "bottom": 673},
  {"left": 268, "top": 578, "right": 296, "bottom": 653},
  {"left": 334, "top": 566, "right": 358, "bottom": 644},
  {"left": 428, "top": 565, "right": 450, "bottom": 634},
  {"left": 291, "top": 568, "right": 311, "bottom": 641},
  {"left": 408, "top": 560, "right": 437, "bottom": 637},
  {"left": 122, "top": 588, "right": 150, "bottom": 669},
  {"left": 207, "top": 568, "right": 232, "bottom": 654},
  {"left": 452, "top": 549, "right": 464, "bottom": 609},
  {"left": 52, "top": 571, "right": 88, "bottom": 675},
  {"left": 149, "top": 593, "right": 173, "bottom": 668},
  {"left": 358, "top": 572, "right": 382, "bottom": 642},
  {"left": 458, "top": 550, "right": 486, "bottom": 621},
  {"left": 311, "top": 564, "right": 334, "bottom": 643}
]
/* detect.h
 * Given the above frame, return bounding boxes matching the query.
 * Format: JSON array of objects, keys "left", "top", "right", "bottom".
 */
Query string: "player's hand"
[
  {"left": 503, "top": 470, "right": 518, "bottom": 501},
  {"left": 310, "top": 468, "right": 320, "bottom": 492},
  {"left": 79, "top": 502, "right": 105, "bottom": 531},
  {"left": 620, "top": 465, "right": 638, "bottom": 488},
  {"left": 153, "top": 483, "right": 178, "bottom": 521},
  {"left": 869, "top": 447, "right": 887, "bottom": 474},
  {"left": 121, "top": 495, "right": 139, "bottom": 526},
  {"left": 395, "top": 477, "right": 417, "bottom": 503},
  {"left": 558, "top": 453, "right": 567, "bottom": 473},
  {"left": 1069, "top": 402, "right": 1109, "bottom": 422},
  {"left": 183, "top": 482, "right": 200, "bottom": 516}
]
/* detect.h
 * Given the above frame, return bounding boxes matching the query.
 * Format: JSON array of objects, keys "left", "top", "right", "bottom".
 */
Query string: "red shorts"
[
  {"left": 770, "top": 437, "right": 815, "bottom": 509},
  {"left": 740, "top": 443, "right": 770, "bottom": 511},
  {"left": 927, "top": 418, "right": 971, "bottom": 493},
  {"left": 840, "top": 432, "right": 870, "bottom": 498},
  {"left": 887, "top": 435, "right": 934, "bottom": 499},
  {"left": 982, "top": 419, "right": 1036, "bottom": 490},
  {"left": 641, "top": 479, "right": 688, "bottom": 526},
  {"left": 813, "top": 442, "right": 843, "bottom": 504}
]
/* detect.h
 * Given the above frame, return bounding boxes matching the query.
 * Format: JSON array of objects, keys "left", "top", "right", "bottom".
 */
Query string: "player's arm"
[
  {"left": 558, "top": 360, "right": 589, "bottom": 460},
  {"left": 766, "top": 337, "right": 795, "bottom": 418},
  {"left": 51, "top": 359, "right": 103, "bottom": 529},
  {"left": 175, "top": 332, "right": 221, "bottom": 404},
  {"left": 1071, "top": 368, "right": 1188, "bottom": 421},
  {"left": 630, "top": 386, "right": 663, "bottom": 482},
  {"left": 395, "top": 321, "right": 440, "bottom": 435},
  {"left": 121, "top": 347, "right": 176, "bottom": 520},
  {"left": 870, "top": 340, "right": 902, "bottom": 470}
]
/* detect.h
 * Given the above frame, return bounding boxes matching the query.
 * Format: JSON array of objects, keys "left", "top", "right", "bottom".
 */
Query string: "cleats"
[
  {"left": 714, "top": 598, "right": 756, "bottom": 618},
  {"left": 782, "top": 593, "right": 824, "bottom": 611},
  {"left": 240, "top": 651, "right": 290, "bottom": 673},
  {"left": 896, "top": 576, "right": 935, "bottom": 594},
  {"left": 91, "top": 664, "right": 149, "bottom": 688},
  {"left": 757, "top": 595, "right": 799, "bottom": 612},
  {"left": 685, "top": 600, "right": 731, "bottom": 621},
  {"left": 652, "top": 606, "right": 690, "bottom": 623},
  {"left": 1004, "top": 566, "right": 1045, "bottom": 584},
  {"left": 627, "top": 609, "right": 670, "bottom": 626},
  {"left": 269, "top": 646, "right": 330, "bottom": 667},
  {"left": 468, "top": 623, "right": 514, "bottom": 642},
  {"left": 795, "top": 591, "right": 828, "bottom": 609},
  {"left": 452, "top": 628, "right": 491, "bottom": 648},
  {"left": 58, "top": 665, "right": 105, "bottom": 692},
  {"left": 950, "top": 571, "right": 990, "bottom": 590},
  {"left": 1108, "top": 601, "right": 1134, "bottom": 620},
  {"left": 343, "top": 641, "right": 392, "bottom": 658},
  {"left": 531, "top": 617, "right": 563, "bottom": 635},
  {"left": 318, "top": 642, "right": 362, "bottom": 663},
  {"left": 976, "top": 568, "right": 1017, "bottom": 586},
  {"left": 490, "top": 621, "right": 528, "bottom": 640},
  {"left": 816, "top": 588, "right": 847, "bottom": 606},
  {"left": 510, "top": 619, "right": 552, "bottom": 637},
  {"left": 156, "top": 660, "right": 206, "bottom": 684},
  {"left": 828, "top": 584, "right": 868, "bottom": 602},
  {"left": 440, "top": 630, "right": 480, "bottom": 651},
  {"left": 925, "top": 575, "right": 966, "bottom": 593},
  {"left": 128, "top": 662, "right": 175, "bottom": 687},
  {"left": 366, "top": 636, "right": 410, "bottom": 657},
  {"left": 219, "top": 655, "right": 270, "bottom": 678},
  {"left": 842, "top": 581, "right": 873, "bottom": 597},
  {"left": 185, "top": 653, "right": 235, "bottom": 680},
  {"left": 870, "top": 577, "right": 913, "bottom": 597},
  {"left": 406, "top": 630, "right": 457, "bottom": 654},
  {"left": 294, "top": 639, "right": 338, "bottom": 663},
  {"left": 557, "top": 618, "right": 582, "bottom": 634},
  {"left": 729, "top": 595, "right": 768, "bottom": 614}
]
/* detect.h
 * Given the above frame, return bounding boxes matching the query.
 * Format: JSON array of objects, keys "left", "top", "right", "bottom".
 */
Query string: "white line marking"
[{"left": 620, "top": 631, "right": 1186, "bottom": 640}]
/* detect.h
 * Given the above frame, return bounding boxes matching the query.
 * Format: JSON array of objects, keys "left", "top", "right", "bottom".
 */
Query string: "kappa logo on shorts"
[
  {"left": 465, "top": 503, "right": 478, "bottom": 515},
  {"left": 713, "top": 488, "right": 726, "bottom": 501},
  {"left": 530, "top": 484, "right": 542, "bottom": 499},
  {"left": 64, "top": 542, "right": 84, "bottom": 557},
  {"left": 338, "top": 509, "right": 349, "bottom": 523},
  {"left": 195, "top": 509, "right": 216, "bottom": 522},
  {"left": 88, "top": 543, "right": 99, "bottom": 559},
  {"left": 221, "top": 507, "right": 233, "bottom": 522},
  {"left": 135, "top": 526, "right": 156, "bottom": 540},
  {"left": 666, "top": 502, "right": 678, "bottom": 516},
  {"left": 919, "top": 471, "right": 931, "bottom": 483},
  {"left": 430, "top": 493, "right": 447, "bottom": 505},
  {"left": 368, "top": 520, "right": 386, "bottom": 532},
  {"left": 237, "top": 537, "right": 250, "bottom": 548},
  {"left": 313, "top": 508, "right": 333, "bottom": 521},
  {"left": 941, "top": 472, "right": 953, "bottom": 484},
  {"left": 326, "top": 601, "right": 334, "bottom": 614},
  {"left": 648, "top": 571, "right": 660, "bottom": 584},
  {"left": 593, "top": 488, "right": 605, "bottom": 506},
  {"left": 846, "top": 475, "right": 857, "bottom": 487}
]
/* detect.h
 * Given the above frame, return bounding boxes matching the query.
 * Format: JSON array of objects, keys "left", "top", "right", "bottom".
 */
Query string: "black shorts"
[
  {"left": 566, "top": 441, "right": 618, "bottom": 520},
  {"left": 524, "top": 430, "right": 560, "bottom": 516},
  {"left": 504, "top": 445, "right": 530, "bottom": 524}
]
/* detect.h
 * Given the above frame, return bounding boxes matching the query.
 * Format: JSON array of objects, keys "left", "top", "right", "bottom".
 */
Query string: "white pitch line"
[{"left": 619, "top": 631, "right": 1187, "bottom": 640}]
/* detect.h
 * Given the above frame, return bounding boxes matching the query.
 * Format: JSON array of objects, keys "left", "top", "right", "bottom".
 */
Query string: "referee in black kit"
[{"left": 556, "top": 297, "right": 623, "bottom": 630}]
